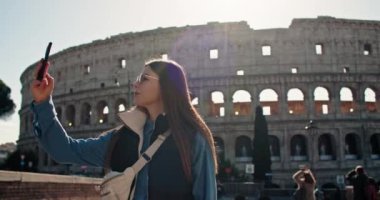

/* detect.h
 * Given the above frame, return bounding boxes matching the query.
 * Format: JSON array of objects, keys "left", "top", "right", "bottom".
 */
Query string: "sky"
[{"left": 0, "top": 0, "right": 379, "bottom": 144}]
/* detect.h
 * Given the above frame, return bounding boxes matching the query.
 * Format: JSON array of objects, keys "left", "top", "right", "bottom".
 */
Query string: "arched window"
[
  {"left": 363, "top": 43, "right": 372, "bottom": 55},
  {"left": 290, "top": 135, "right": 307, "bottom": 161},
  {"left": 318, "top": 134, "right": 335, "bottom": 160},
  {"left": 214, "top": 137, "right": 225, "bottom": 161},
  {"left": 314, "top": 87, "right": 330, "bottom": 115},
  {"left": 115, "top": 98, "right": 127, "bottom": 113},
  {"left": 235, "top": 136, "right": 252, "bottom": 162},
  {"left": 80, "top": 103, "right": 91, "bottom": 125},
  {"left": 340, "top": 87, "right": 356, "bottom": 114},
  {"left": 287, "top": 88, "right": 305, "bottom": 115},
  {"left": 191, "top": 97, "right": 199, "bottom": 106},
  {"left": 65, "top": 105, "right": 75, "bottom": 127},
  {"left": 364, "top": 88, "right": 377, "bottom": 112},
  {"left": 259, "top": 89, "right": 279, "bottom": 115},
  {"left": 209, "top": 91, "right": 225, "bottom": 117},
  {"left": 269, "top": 136, "right": 281, "bottom": 161},
  {"left": 370, "top": 134, "right": 380, "bottom": 159},
  {"left": 232, "top": 90, "right": 251, "bottom": 116},
  {"left": 191, "top": 97, "right": 199, "bottom": 110},
  {"left": 344, "top": 133, "right": 361, "bottom": 160},
  {"left": 97, "top": 101, "right": 109, "bottom": 124}
]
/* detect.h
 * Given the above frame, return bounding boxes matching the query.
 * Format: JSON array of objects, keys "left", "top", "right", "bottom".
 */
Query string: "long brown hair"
[
  {"left": 145, "top": 58, "right": 218, "bottom": 181},
  {"left": 304, "top": 172, "right": 315, "bottom": 184}
]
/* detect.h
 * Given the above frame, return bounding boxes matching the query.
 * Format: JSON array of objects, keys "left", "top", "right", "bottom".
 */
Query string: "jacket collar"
[{"left": 117, "top": 107, "right": 147, "bottom": 135}]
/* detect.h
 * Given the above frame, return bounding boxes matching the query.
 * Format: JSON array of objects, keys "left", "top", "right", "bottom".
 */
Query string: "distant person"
[
  {"left": 345, "top": 165, "right": 369, "bottom": 200},
  {"left": 367, "top": 177, "right": 378, "bottom": 200},
  {"left": 292, "top": 166, "right": 316, "bottom": 200}
]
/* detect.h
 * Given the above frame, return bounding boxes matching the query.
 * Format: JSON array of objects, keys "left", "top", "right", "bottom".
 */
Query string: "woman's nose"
[{"left": 132, "top": 81, "right": 138, "bottom": 89}]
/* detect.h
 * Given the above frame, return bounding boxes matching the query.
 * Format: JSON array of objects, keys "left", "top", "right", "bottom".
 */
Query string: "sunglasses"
[{"left": 135, "top": 73, "right": 159, "bottom": 84}]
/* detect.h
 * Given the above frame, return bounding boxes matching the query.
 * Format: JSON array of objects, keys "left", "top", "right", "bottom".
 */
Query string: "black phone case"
[{"left": 37, "top": 42, "right": 52, "bottom": 81}]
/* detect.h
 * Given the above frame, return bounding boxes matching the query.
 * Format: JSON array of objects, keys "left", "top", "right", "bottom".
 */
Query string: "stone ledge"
[{"left": 0, "top": 170, "right": 102, "bottom": 184}]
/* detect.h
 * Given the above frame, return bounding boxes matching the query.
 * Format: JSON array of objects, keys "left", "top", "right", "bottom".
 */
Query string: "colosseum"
[{"left": 19, "top": 16, "right": 380, "bottom": 187}]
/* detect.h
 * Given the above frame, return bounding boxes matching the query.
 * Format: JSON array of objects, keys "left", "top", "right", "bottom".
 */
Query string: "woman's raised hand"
[{"left": 30, "top": 61, "right": 54, "bottom": 103}]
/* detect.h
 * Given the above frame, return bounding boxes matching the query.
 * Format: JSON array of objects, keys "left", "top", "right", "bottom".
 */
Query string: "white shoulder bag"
[{"left": 99, "top": 131, "right": 170, "bottom": 200}]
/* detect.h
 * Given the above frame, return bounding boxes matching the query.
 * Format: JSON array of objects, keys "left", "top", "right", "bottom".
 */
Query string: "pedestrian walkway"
[
  {"left": 219, "top": 195, "right": 291, "bottom": 200},
  {"left": 219, "top": 195, "right": 255, "bottom": 200}
]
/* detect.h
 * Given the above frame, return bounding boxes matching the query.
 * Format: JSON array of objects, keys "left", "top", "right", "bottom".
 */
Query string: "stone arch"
[
  {"left": 370, "top": 134, "right": 380, "bottom": 159},
  {"left": 364, "top": 87, "right": 377, "bottom": 113},
  {"left": 65, "top": 105, "right": 76, "bottom": 127},
  {"left": 115, "top": 98, "right": 127, "bottom": 113},
  {"left": 290, "top": 134, "right": 307, "bottom": 161},
  {"left": 287, "top": 88, "right": 305, "bottom": 115},
  {"left": 314, "top": 86, "right": 331, "bottom": 115},
  {"left": 190, "top": 91, "right": 199, "bottom": 109},
  {"left": 232, "top": 90, "right": 251, "bottom": 116},
  {"left": 259, "top": 88, "right": 279, "bottom": 115},
  {"left": 344, "top": 133, "right": 361, "bottom": 160},
  {"left": 235, "top": 135, "right": 252, "bottom": 162},
  {"left": 340, "top": 87, "right": 356, "bottom": 114},
  {"left": 318, "top": 134, "right": 336, "bottom": 160},
  {"left": 214, "top": 136, "right": 225, "bottom": 161},
  {"left": 191, "top": 97, "right": 199, "bottom": 106},
  {"left": 269, "top": 135, "right": 281, "bottom": 161},
  {"left": 363, "top": 43, "right": 372, "bottom": 55},
  {"left": 80, "top": 103, "right": 91, "bottom": 125},
  {"left": 209, "top": 91, "right": 225, "bottom": 117},
  {"left": 97, "top": 101, "right": 109, "bottom": 124}
]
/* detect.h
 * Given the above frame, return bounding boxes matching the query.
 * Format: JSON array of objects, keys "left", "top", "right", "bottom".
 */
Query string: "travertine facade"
[{"left": 19, "top": 16, "right": 380, "bottom": 187}]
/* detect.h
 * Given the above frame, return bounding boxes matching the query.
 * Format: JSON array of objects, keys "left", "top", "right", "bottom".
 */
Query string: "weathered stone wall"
[
  {"left": 18, "top": 16, "right": 380, "bottom": 187},
  {"left": 0, "top": 170, "right": 101, "bottom": 199}
]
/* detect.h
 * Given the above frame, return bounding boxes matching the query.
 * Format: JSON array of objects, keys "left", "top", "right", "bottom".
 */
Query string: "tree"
[
  {"left": 0, "top": 149, "right": 38, "bottom": 172},
  {"left": 0, "top": 79, "right": 16, "bottom": 119},
  {"left": 217, "top": 158, "right": 239, "bottom": 182},
  {"left": 252, "top": 106, "right": 271, "bottom": 182}
]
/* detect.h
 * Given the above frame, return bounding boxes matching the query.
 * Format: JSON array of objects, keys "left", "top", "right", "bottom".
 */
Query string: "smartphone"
[{"left": 37, "top": 42, "right": 52, "bottom": 81}]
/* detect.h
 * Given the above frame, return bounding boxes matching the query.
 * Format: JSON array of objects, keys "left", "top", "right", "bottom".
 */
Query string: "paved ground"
[{"left": 219, "top": 195, "right": 291, "bottom": 200}]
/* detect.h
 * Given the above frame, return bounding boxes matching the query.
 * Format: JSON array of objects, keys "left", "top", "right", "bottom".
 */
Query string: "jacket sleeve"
[
  {"left": 191, "top": 133, "right": 217, "bottom": 200},
  {"left": 31, "top": 96, "right": 113, "bottom": 167}
]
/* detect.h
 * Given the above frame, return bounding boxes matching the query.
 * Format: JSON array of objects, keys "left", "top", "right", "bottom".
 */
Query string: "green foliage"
[
  {"left": 0, "top": 149, "right": 38, "bottom": 172},
  {"left": 217, "top": 159, "right": 238, "bottom": 182},
  {"left": 252, "top": 106, "right": 271, "bottom": 182},
  {"left": 0, "top": 80, "right": 16, "bottom": 119}
]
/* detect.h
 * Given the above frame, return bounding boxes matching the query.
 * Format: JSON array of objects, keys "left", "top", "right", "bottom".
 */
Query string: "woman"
[
  {"left": 31, "top": 59, "right": 218, "bottom": 200},
  {"left": 292, "top": 166, "right": 316, "bottom": 200}
]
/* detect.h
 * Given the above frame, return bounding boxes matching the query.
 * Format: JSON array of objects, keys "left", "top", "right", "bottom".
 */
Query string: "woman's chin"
[{"left": 133, "top": 99, "right": 144, "bottom": 107}]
